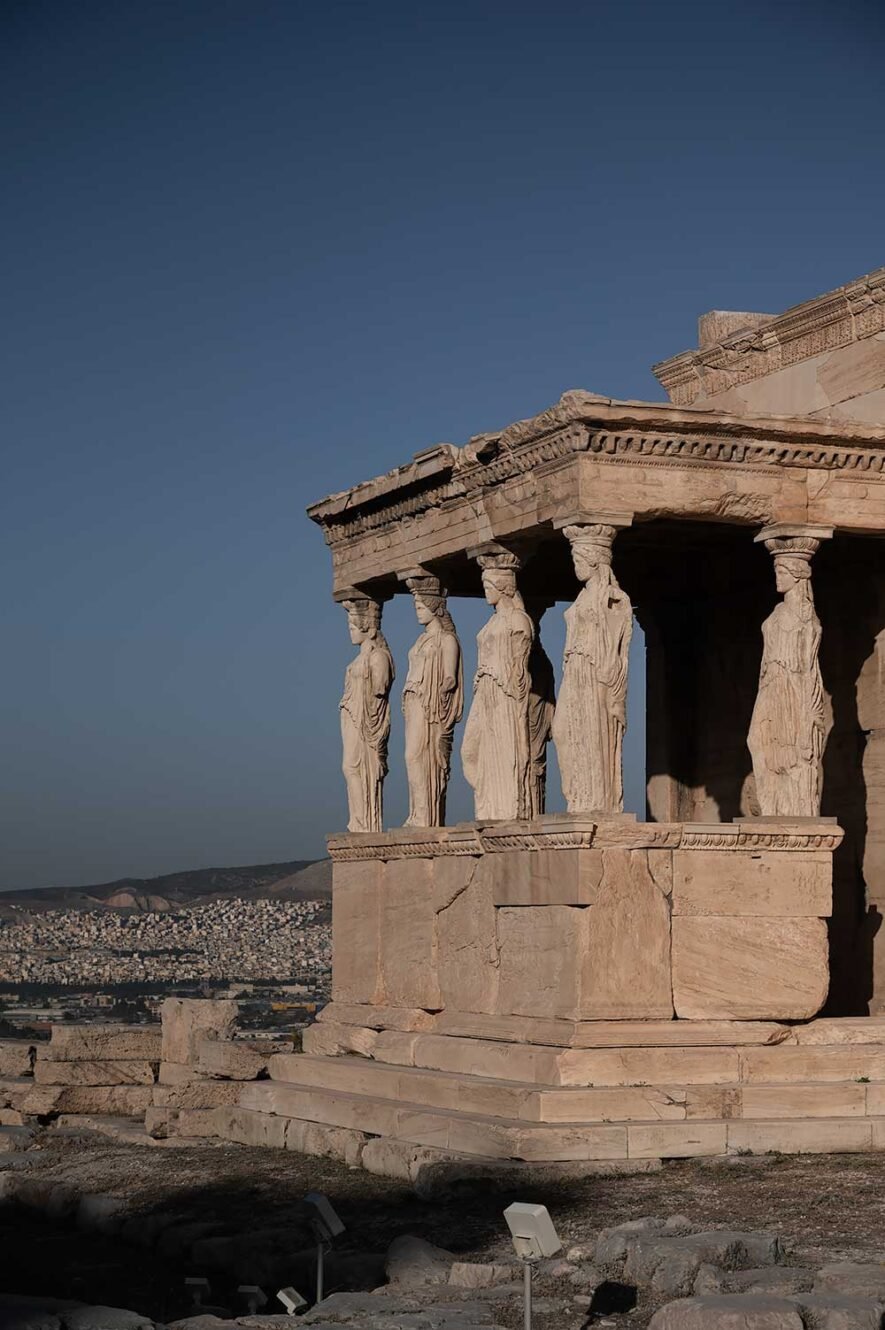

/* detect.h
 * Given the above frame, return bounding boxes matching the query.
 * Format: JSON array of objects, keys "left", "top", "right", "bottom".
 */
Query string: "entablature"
[{"left": 308, "top": 391, "right": 885, "bottom": 596}]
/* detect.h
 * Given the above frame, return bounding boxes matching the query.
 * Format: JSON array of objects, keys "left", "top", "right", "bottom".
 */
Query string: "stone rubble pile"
[
  {"left": 1, "top": 1025, "right": 163, "bottom": 1126},
  {"left": 0, "top": 898, "right": 330, "bottom": 985}
]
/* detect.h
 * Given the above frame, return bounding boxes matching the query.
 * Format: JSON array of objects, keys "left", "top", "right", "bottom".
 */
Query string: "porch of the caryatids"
[
  {"left": 399, "top": 570, "right": 464, "bottom": 828},
  {"left": 461, "top": 546, "right": 535, "bottom": 821},
  {"left": 337, "top": 591, "right": 395, "bottom": 833},
  {"left": 748, "top": 524, "right": 833, "bottom": 818},
  {"left": 552, "top": 515, "right": 634, "bottom": 814}
]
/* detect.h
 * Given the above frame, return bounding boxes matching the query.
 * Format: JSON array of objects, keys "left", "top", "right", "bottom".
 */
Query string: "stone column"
[
  {"left": 398, "top": 569, "right": 464, "bottom": 828},
  {"left": 461, "top": 546, "right": 535, "bottom": 820},
  {"left": 747, "top": 524, "right": 833, "bottom": 818},
  {"left": 552, "top": 514, "right": 633, "bottom": 814},
  {"left": 336, "top": 590, "right": 394, "bottom": 833}
]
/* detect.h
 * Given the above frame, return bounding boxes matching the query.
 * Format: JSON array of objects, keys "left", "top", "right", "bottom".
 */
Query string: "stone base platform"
[{"left": 175, "top": 1011, "right": 885, "bottom": 1173}]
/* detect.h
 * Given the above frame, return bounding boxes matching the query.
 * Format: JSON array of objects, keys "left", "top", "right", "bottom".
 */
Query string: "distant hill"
[{"left": 0, "top": 858, "right": 332, "bottom": 915}]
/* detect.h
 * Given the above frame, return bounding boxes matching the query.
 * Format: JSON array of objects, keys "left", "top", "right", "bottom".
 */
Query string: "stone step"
[
  {"left": 271, "top": 1054, "right": 885, "bottom": 1123},
  {"left": 316, "top": 1006, "right": 885, "bottom": 1049},
  {"left": 234, "top": 1082, "right": 885, "bottom": 1162},
  {"left": 298, "top": 1032, "right": 885, "bottom": 1088},
  {"left": 237, "top": 1081, "right": 629, "bottom": 1160},
  {"left": 316, "top": 1003, "right": 791, "bottom": 1047}
]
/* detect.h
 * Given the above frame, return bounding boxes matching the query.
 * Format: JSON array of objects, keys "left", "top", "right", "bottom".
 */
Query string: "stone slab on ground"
[
  {"left": 153, "top": 1080, "right": 244, "bottom": 1109},
  {"left": 160, "top": 998, "right": 238, "bottom": 1065},
  {"left": 158, "top": 1061, "right": 211, "bottom": 1085},
  {"left": 42, "top": 1026, "right": 161, "bottom": 1063},
  {"left": 34, "top": 1061, "right": 157, "bottom": 1087},
  {"left": 51, "top": 1086, "right": 153, "bottom": 1117},
  {"left": 648, "top": 1295, "right": 804, "bottom": 1328},
  {"left": 814, "top": 1265, "right": 885, "bottom": 1299}
]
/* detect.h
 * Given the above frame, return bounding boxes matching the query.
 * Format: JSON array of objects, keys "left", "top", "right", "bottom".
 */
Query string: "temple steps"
[
  {"left": 226, "top": 1079, "right": 885, "bottom": 1161},
  {"left": 264, "top": 1052, "right": 885, "bottom": 1126},
  {"left": 296, "top": 1030, "right": 885, "bottom": 1088}
]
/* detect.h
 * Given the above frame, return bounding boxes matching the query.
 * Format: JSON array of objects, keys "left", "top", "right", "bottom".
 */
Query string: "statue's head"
[
  {"left": 481, "top": 568, "right": 516, "bottom": 607},
  {"left": 343, "top": 598, "right": 381, "bottom": 644},
  {"left": 773, "top": 553, "right": 812, "bottom": 595},
  {"left": 563, "top": 525, "right": 615, "bottom": 582},
  {"left": 764, "top": 535, "right": 818, "bottom": 597},
  {"left": 414, "top": 591, "right": 448, "bottom": 626},
  {"left": 404, "top": 573, "right": 454, "bottom": 630},
  {"left": 477, "top": 551, "right": 521, "bottom": 608}
]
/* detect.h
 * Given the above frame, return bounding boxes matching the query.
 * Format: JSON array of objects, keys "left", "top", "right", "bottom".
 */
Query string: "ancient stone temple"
[{"left": 293, "top": 267, "right": 885, "bottom": 1166}]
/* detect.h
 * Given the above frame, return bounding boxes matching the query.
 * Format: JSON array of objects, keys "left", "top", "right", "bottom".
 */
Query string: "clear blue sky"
[{"left": 3, "top": 0, "right": 884, "bottom": 890}]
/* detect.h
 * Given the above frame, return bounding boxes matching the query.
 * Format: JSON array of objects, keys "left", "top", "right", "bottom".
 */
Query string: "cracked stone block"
[{"left": 435, "top": 857, "right": 498, "bottom": 1014}]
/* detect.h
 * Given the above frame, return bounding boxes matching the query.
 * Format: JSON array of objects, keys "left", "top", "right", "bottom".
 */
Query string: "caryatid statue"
[
  {"left": 338, "top": 595, "right": 395, "bottom": 833},
  {"left": 748, "top": 528, "right": 831, "bottom": 817},
  {"left": 401, "top": 572, "right": 464, "bottom": 827},
  {"left": 461, "top": 550, "right": 535, "bottom": 821},
  {"left": 553, "top": 521, "right": 633, "bottom": 813},
  {"left": 524, "top": 597, "right": 557, "bottom": 817}
]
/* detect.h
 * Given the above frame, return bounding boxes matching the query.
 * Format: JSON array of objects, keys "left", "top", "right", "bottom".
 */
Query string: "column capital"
[
  {"left": 467, "top": 541, "right": 524, "bottom": 570},
  {"left": 754, "top": 523, "right": 834, "bottom": 546},
  {"left": 397, "top": 567, "right": 445, "bottom": 597},
  {"left": 332, "top": 585, "right": 391, "bottom": 608}
]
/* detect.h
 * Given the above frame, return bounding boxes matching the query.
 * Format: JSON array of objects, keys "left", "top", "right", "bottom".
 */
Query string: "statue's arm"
[
  {"left": 441, "top": 632, "right": 460, "bottom": 693},
  {"left": 370, "top": 648, "right": 393, "bottom": 698}
]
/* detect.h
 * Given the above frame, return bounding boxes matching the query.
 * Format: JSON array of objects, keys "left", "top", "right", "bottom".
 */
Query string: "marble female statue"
[
  {"left": 748, "top": 538, "right": 826, "bottom": 816},
  {"left": 339, "top": 598, "right": 394, "bottom": 833},
  {"left": 461, "top": 557, "right": 534, "bottom": 820},
  {"left": 553, "top": 524, "right": 633, "bottom": 813},
  {"left": 525, "top": 599, "right": 556, "bottom": 817},
  {"left": 402, "top": 579, "right": 464, "bottom": 826}
]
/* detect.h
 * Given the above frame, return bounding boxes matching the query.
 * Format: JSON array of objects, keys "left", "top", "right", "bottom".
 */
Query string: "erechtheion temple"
[{"left": 293, "top": 267, "right": 885, "bottom": 1166}]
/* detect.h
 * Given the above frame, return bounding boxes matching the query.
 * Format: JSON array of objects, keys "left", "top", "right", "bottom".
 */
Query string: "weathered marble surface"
[
  {"left": 340, "top": 598, "right": 394, "bottom": 833},
  {"left": 748, "top": 529, "right": 829, "bottom": 818},
  {"left": 401, "top": 574, "right": 463, "bottom": 828},
  {"left": 553, "top": 522, "right": 632, "bottom": 813},
  {"left": 461, "top": 554, "right": 534, "bottom": 820}
]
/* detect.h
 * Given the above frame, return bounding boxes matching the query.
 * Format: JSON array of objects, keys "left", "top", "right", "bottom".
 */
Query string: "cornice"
[{"left": 326, "top": 817, "right": 843, "bottom": 861}]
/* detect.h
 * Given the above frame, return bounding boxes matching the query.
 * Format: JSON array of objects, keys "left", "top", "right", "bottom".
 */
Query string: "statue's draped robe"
[
  {"left": 403, "top": 627, "right": 463, "bottom": 826},
  {"left": 462, "top": 606, "right": 534, "bottom": 820},
  {"left": 553, "top": 573, "right": 632, "bottom": 813},
  {"left": 340, "top": 636, "right": 394, "bottom": 832},
  {"left": 527, "top": 637, "right": 556, "bottom": 817},
  {"left": 748, "top": 596, "right": 825, "bottom": 816}
]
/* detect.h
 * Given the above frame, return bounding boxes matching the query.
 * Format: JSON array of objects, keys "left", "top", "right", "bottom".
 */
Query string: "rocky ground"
[{"left": 2, "top": 1133, "right": 885, "bottom": 1327}]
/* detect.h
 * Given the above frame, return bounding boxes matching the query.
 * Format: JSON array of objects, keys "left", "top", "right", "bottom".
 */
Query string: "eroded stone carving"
[
  {"left": 748, "top": 532, "right": 829, "bottom": 817},
  {"left": 553, "top": 523, "right": 633, "bottom": 813},
  {"left": 461, "top": 552, "right": 534, "bottom": 820},
  {"left": 339, "top": 597, "right": 394, "bottom": 833},
  {"left": 402, "top": 574, "right": 464, "bottom": 827},
  {"left": 525, "top": 598, "right": 557, "bottom": 817}
]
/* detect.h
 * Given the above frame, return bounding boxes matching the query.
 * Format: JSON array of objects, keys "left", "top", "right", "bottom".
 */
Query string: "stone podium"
[{"left": 327, "top": 816, "right": 836, "bottom": 1025}]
